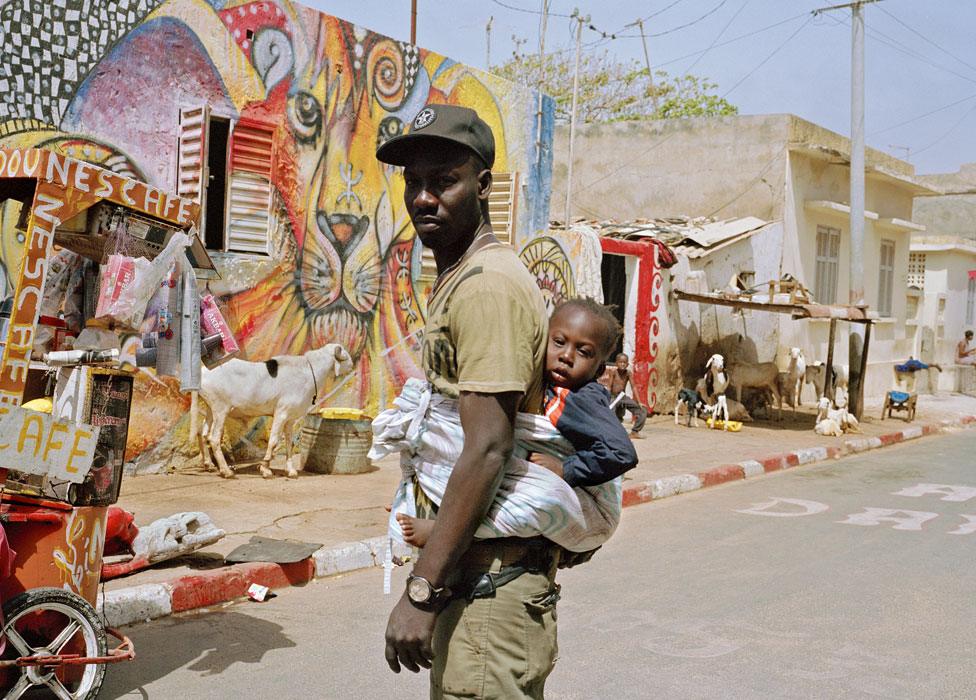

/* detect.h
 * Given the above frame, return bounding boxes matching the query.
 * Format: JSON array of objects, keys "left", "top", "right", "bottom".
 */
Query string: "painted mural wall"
[{"left": 0, "top": 0, "right": 560, "bottom": 469}]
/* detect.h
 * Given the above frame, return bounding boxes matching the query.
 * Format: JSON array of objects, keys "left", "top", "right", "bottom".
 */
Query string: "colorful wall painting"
[{"left": 0, "top": 0, "right": 557, "bottom": 468}]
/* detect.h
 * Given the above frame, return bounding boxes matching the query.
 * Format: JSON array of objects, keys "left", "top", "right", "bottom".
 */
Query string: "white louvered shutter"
[
  {"left": 488, "top": 171, "right": 519, "bottom": 245},
  {"left": 177, "top": 105, "right": 210, "bottom": 236},
  {"left": 419, "top": 171, "right": 520, "bottom": 283},
  {"left": 226, "top": 120, "right": 274, "bottom": 254}
]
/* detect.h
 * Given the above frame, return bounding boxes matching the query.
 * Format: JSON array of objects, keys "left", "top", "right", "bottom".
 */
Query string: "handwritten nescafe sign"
[{"left": 0, "top": 406, "right": 99, "bottom": 483}]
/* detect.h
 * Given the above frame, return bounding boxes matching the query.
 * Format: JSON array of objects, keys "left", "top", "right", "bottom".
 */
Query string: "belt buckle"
[{"left": 469, "top": 572, "right": 497, "bottom": 600}]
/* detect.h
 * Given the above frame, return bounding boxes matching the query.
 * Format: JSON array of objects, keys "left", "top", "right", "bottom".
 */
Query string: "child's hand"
[{"left": 529, "top": 452, "right": 564, "bottom": 477}]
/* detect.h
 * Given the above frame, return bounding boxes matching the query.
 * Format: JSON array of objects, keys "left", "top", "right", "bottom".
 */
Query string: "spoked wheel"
[{"left": 1, "top": 588, "right": 107, "bottom": 699}]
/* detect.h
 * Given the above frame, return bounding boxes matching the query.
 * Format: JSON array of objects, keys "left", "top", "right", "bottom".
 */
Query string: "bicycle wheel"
[{"left": 1, "top": 587, "right": 107, "bottom": 699}]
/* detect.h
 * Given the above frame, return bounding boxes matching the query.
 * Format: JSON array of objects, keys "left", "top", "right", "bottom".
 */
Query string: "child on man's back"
[{"left": 398, "top": 297, "right": 638, "bottom": 547}]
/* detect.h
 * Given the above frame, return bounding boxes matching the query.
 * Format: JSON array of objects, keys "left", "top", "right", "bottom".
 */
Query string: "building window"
[
  {"left": 878, "top": 239, "right": 895, "bottom": 317},
  {"left": 907, "top": 252, "right": 925, "bottom": 289},
  {"left": 177, "top": 106, "right": 274, "bottom": 254},
  {"left": 967, "top": 274, "right": 976, "bottom": 325},
  {"left": 814, "top": 225, "right": 840, "bottom": 305}
]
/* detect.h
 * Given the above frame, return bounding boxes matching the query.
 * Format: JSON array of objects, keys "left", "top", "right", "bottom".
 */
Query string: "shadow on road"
[{"left": 102, "top": 610, "right": 296, "bottom": 698}]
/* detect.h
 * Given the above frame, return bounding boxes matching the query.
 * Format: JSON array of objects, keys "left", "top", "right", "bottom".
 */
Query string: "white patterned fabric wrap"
[{"left": 370, "top": 378, "right": 622, "bottom": 553}]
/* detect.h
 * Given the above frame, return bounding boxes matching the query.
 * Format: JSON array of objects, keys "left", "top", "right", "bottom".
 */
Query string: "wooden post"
[
  {"left": 410, "top": 0, "right": 417, "bottom": 44},
  {"left": 855, "top": 320, "right": 871, "bottom": 420},
  {"left": 823, "top": 318, "right": 836, "bottom": 400}
]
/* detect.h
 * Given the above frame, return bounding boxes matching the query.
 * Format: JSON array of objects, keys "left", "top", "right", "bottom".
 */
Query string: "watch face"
[{"left": 408, "top": 576, "right": 431, "bottom": 603}]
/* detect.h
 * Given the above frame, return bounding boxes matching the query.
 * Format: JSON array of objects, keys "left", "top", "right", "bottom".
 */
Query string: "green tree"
[{"left": 493, "top": 50, "right": 738, "bottom": 123}]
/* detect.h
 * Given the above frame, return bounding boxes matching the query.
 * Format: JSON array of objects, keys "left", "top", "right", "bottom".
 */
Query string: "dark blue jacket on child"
[{"left": 544, "top": 380, "right": 639, "bottom": 487}]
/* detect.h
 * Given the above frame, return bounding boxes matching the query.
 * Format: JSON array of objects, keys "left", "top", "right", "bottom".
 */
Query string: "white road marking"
[
  {"left": 892, "top": 483, "right": 976, "bottom": 502},
  {"left": 838, "top": 508, "right": 939, "bottom": 531},
  {"left": 734, "top": 498, "right": 829, "bottom": 517}
]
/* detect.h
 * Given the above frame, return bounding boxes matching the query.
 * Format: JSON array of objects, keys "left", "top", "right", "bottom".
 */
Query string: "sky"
[{"left": 298, "top": 0, "right": 975, "bottom": 176}]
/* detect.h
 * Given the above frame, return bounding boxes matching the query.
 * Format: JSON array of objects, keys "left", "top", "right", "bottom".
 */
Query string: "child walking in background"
[{"left": 398, "top": 297, "right": 639, "bottom": 547}]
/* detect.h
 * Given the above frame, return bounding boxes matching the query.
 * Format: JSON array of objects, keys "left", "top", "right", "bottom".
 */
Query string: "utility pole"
[
  {"left": 813, "top": 0, "right": 881, "bottom": 419},
  {"left": 486, "top": 16, "right": 493, "bottom": 68},
  {"left": 535, "top": 0, "right": 550, "bottom": 167},
  {"left": 888, "top": 144, "right": 911, "bottom": 161},
  {"left": 564, "top": 9, "right": 589, "bottom": 228},
  {"left": 628, "top": 18, "right": 659, "bottom": 115},
  {"left": 511, "top": 34, "right": 527, "bottom": 60},
  {"left": 410, "top": 0, "right": 417, "bottom": 44}
]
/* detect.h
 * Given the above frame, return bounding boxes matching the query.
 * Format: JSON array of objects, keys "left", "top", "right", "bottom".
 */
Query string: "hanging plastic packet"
[
  {"left": 179, "top": 263, "right": 201, "bottom": 391},
  {"left": 94, "top": 232, "right": 192, "bottom": 330},
  {"left": 200, "top": 294, "right": 240, "bottom": 368}
]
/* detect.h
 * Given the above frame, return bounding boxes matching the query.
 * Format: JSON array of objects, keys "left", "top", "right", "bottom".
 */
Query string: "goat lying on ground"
[
  {"left": 674, "top": 388, "right": 707, "bottom": 427},
  {"left": 197, "top": 343, "right": 354, "bottom": 479},
  {"left": 729, "top": 360, "right": 782, "bottom": 420}
]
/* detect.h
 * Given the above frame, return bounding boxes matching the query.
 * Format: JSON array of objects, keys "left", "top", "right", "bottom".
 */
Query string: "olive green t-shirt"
[{"left": 422, "top": 243, "right": 548, "bottom": 414}]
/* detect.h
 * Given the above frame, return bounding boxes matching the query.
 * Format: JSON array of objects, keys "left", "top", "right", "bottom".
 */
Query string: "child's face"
[
  {"left": 546, "top": 306, "right": 605, "bottom": 390},
  {"left": 615, "top": 355, "right": 629, "bottom": 371}
]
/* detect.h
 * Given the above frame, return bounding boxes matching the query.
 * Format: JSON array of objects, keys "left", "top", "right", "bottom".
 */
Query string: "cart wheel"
[{"left": 1, "top": 587, "right": 107, "bottom": 699}]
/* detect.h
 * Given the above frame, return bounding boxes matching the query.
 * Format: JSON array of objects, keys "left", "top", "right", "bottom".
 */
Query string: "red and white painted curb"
[
  {"left": 622, "top": 415, "right": 975, "bottom": 508},
  {"left": 99, "top": 415, "right": 975, "bottom": 628}
]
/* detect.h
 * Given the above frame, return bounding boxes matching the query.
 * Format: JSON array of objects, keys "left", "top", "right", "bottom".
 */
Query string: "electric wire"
[
  {"left": 616, "top": 0, "right": 730, "bottom": 39},
  {"left": 876, "top": 5, "right": 976, "bottom": 76},
  {"left": 568, "top": 14, "right": 812, "bottom": 205},
  {"left": 686, "top": 0, "right": 751, "bottom": 73},
  {"left": 871, "top": 92, "right": 976, "bottom": 136},
  {"left": 488, "top": 0, "right": 573, "bottom": 19},
  {"left": 722, "top": 14, "right": 813, "bottom": 97},
  {"left": 818, "top": 11, "right": 976, "bottom": 86},
  {"left": 910, "top": 101, "right": 976, "bottom": 157}
]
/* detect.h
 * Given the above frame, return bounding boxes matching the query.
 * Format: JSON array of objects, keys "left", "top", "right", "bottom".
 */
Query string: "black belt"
[{"left": 453, "top": 548, "right": 558, "bottom": 601}]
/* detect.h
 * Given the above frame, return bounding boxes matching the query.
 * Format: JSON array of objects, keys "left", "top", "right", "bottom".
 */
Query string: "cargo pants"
[{"left": 429, "top": 540, "right": 561, "bottom": 700}]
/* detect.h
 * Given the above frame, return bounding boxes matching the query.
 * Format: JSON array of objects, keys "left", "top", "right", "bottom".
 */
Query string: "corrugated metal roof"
[{"left": 561, "top": 216, "right": 771, "bottom": 259}]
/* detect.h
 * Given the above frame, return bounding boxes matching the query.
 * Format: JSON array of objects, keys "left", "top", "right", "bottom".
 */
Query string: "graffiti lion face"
[{"left": 262, "top": 17, "right": 422, "bottom": 361}]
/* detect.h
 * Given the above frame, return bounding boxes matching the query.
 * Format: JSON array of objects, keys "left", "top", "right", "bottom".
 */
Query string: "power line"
[
  {"left": 818, "top": 11, "right": 976, "bottom": 86},
  {"left": 911, "top": 101, "right": 976, "bottom": 157},
  {"left": 569, "top": 14, "right": 812, "bottom": 202},
  {"left": 686, "top": 0, "right": 751, "bottom": 73},
  {"left": 488, "top": 0, "right": 572, "bottom": 19},
  {"left": 654, "top": 12, "right": 810, "bottom": 68},
  {"left": 871, "top": 92, "right": 976, "bottom": 136},
  {"left": 722, "top": 14, "right": 813, "bottom": 97},
  {"left": 616, "top": 0, "right": 730, "bottom": 39},
  {"left": 876, "top": 5, "right": 976, "bottom": 76}
]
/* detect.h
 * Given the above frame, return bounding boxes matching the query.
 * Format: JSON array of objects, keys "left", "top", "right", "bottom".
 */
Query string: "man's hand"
[
  {"left": 529, "top": 451, "right": 564, "bottom": 477},
  {"left": 384, "top": 593, "right": 438, "bottom": 673}
]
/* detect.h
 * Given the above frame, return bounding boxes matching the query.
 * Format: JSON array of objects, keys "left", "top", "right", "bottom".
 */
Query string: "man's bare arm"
[{"left": 384, "top": 389, "right": 519, "bottom": 673}]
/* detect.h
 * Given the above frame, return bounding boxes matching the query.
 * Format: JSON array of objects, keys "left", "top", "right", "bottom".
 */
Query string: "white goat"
[
  {"left": 814, "top": 417, "right": 844, "bottom": 436},
  {"left": 729, "top": 360, "right": 783, "bottom": 420},
  {"left": 805, "top": 362, "right": 849, "bottom": 399},
  {"left": 786, "top": 347, "right": 807, "bottom": 413},
  {"left": 198, "top": 344, "right": 354, "bottom": 479},
  {"left": 703, "top": 354, "right": 731, "bottom": 428}
]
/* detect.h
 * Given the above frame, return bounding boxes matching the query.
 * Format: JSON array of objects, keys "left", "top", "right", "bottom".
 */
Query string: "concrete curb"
[
  {"left": 99, "top": 414, "right": 976, "bottom": 627},
  {"left": 620, "top": 414, "right": 976, "bottom": 509}
]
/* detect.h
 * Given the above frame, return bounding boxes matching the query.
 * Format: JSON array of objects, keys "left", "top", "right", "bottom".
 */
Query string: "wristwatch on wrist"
[{"left": 406, "top": 574, "right": 452, "bottom": 606}]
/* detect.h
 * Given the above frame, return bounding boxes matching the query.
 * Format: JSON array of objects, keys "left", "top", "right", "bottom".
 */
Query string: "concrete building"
[
  {"left": 907, "top": 164, "right": 976, "bottom": 393},
  {"left": 0, "top": 0, "right": 558, "bottom": 469},
  {"left": 554, "top": 114, "right": 938, "bottom": 402}
]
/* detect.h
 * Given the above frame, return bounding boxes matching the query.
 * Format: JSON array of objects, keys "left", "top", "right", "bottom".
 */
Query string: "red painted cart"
[{"left": 0, "top": 148, "right": 207, "bottom": 697}]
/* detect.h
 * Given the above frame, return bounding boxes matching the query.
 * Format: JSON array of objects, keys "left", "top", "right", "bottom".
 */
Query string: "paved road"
[{"left": 101, "top": 430, "right": 976, "bottom": 699}]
